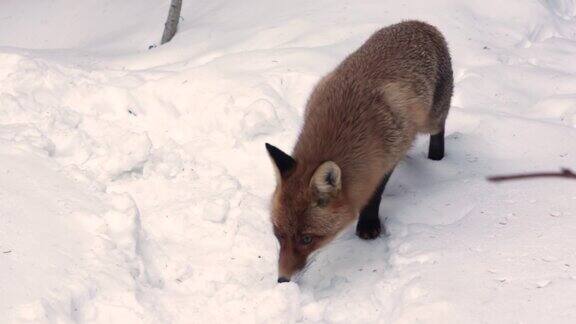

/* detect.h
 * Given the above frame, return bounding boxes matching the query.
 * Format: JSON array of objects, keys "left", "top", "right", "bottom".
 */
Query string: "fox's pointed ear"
[
  {"left": 265, "top": 143, "right": 296, "bottom": 179},
  {"left": 310, "top": 161, "right": 341, "bottom": 205}
]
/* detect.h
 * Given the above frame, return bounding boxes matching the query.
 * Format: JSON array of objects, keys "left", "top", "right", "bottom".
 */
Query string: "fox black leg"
[
  {"left": 428, "top": 130, "right": 445, "bottom": 161},
  {"left": 356, "top": 170, "right": 393, "bottom": 240}
]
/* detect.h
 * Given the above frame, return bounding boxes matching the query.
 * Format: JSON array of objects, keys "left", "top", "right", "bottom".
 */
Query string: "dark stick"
[
  {"left": 161, "top": 0, "right": 183, "bottom": 45},
  {"left": 487, "top": 168, "right": 576, "bottom": 182}
]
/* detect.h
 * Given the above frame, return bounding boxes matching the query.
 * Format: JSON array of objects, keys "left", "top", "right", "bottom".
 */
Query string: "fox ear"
[
  {"left": 310, "top": 161, "right": 341, "bottom": 205},
  {"left": 265, "top": 143, "right": 296, "bottom": 179}
]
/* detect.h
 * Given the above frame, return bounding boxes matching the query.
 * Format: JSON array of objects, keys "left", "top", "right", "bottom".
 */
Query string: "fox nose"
[{"left": 277, "top": 277, "right": 290, "bottom": 283}]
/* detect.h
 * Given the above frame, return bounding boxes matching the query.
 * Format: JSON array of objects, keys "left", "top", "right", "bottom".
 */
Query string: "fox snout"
[{"left": 277, "top": 243, "right": 307, "bottom": 283}]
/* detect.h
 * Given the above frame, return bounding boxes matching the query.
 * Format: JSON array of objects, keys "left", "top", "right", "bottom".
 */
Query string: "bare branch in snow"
[
  {"left": 487, "top": 168, "right": 576, "bottom": 182},
  {"left": 161, "top": 0, "right": 183, "bottom": 45}
]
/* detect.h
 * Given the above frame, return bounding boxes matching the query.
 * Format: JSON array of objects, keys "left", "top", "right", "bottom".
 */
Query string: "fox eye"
[{"left": 300, "top": 235, "right": 313, "bottom": 245}]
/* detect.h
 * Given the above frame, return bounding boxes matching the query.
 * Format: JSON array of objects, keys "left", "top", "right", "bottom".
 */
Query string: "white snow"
[{"left": 1, "top": 0, "right": 576, "bottom": 323}]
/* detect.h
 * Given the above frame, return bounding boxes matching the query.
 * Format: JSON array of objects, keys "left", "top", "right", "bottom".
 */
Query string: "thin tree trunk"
[{"left": 161, "top": 0, "right": 183, "bottom": 44}]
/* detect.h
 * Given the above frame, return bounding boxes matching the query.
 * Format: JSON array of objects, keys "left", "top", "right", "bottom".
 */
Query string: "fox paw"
[{"left": 356, "top": 217, "right": 382, "bottom": 240}]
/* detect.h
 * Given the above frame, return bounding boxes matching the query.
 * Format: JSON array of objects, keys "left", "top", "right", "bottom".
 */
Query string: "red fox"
[{"left": 266, "top": 20, "right": 453, "bottom": 283}]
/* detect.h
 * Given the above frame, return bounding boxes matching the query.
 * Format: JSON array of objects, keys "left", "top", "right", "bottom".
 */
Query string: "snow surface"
[{"left": 1, "top": 0, "right": 576, "bottom": 323}]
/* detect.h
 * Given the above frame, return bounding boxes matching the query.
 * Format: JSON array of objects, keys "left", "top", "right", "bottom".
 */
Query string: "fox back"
[{"left": 267, "top": 20, "right": 453, "bottom": 282}]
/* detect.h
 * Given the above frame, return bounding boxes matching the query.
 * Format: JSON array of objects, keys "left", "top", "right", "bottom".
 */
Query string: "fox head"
[{"left": 265, "top": 143, "right": 357, "bottom": 282}]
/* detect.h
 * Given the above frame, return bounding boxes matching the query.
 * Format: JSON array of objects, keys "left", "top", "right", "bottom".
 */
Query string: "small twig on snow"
[{"left": 487, "top": 168, "right": 576, "bottom": 182}]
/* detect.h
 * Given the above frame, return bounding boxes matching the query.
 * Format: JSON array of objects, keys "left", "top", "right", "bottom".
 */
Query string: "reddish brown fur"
[{"left": 268, "top": 20, "right": 453, "bottom": 280}]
